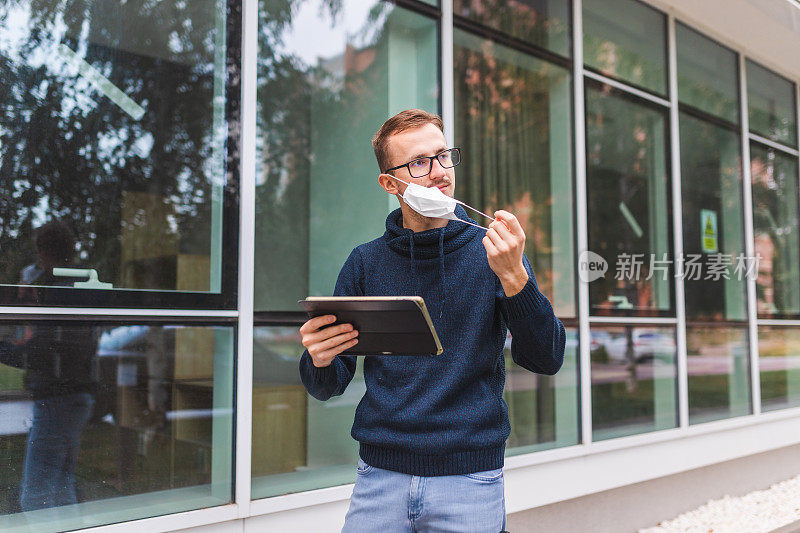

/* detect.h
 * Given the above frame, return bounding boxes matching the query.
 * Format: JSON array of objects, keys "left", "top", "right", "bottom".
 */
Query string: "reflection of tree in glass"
[
  {"left": 583, "top": 34, "right": 664, "bottom": 93},
  {"left": 677, "top": 71, "right": 736, "bottom": 123},
  {"left": 586, "top": 88, "right": 665, "bottom": 312},
  {"left": 255, "top": 0, "right": 409, "bottom": 309},
  {"left": 750, "top": 149, "right": 800, "bottom": 314},
  {"left": 454, "top": 0, "right": 567, "bottom": 54},
  {"left": 454, "top": 37, "right": 569, "bottom": 300},
  {"left": 0, "top": 1, "right": 226, "bottom": 289}
]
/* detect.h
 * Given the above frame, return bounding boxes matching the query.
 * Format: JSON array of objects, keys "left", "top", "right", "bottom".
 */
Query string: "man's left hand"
[{"left": 482, "top": 210, "right": 529, "bottom": 297}]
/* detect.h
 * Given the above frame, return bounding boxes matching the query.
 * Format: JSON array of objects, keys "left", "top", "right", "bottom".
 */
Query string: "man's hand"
[
  {"left": 482, "top": 210, "right": 529, "bottom": 296},
  {"left": 300, "top": 315, "right": 359, "bottom": 368}
]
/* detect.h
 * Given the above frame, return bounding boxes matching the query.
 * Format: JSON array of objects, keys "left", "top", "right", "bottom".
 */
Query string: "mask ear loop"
[
  {"left": 454, "top": 200, "right": 508, "bottom": 230},
  {"left": 453, "top": 217, "right": 490, "bottom": 231},
  {"left": 386, "top": 174, "right": 507, "bottom": 231}
]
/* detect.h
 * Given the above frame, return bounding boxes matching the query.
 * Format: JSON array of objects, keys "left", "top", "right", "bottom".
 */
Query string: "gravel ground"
[{"left": 639, "top": 474, "right": 800, "bottom": 533}]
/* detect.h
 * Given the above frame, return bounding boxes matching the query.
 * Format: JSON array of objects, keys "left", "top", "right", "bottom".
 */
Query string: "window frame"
[
  {"left": 583, "top": 78, "right": 677, "bottom": 319},
  {"left": 674, "top": 20, "right": 742, "bottom": 126},
  {"left": 746, "top": 58, "right": 799, "bottom": 151},
  {"left": 0, "top": 0, "right": 242, "bottom": 311},
  {"left": 451, "top": 24, "right": 579, "bottom": 318},
  {"left": 749, "top": 139, "right": 800, "bottom": 321},
  {"left": 676, "top": 107, "right": 748, "bottom": 323},
  {"left": 581, "top": 0, "right": 669, "bottom": 99}
]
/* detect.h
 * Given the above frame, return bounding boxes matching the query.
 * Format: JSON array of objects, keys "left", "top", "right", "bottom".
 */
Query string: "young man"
[{"left": 299, "top": 109, "right": 566, "bottom": 532}]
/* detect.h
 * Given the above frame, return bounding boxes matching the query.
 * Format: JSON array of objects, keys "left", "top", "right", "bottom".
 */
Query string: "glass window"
[
  {"left": 0, "top": 322, "right": 234, "bottom": 532},
  {"left": 687, "top": 326, "right": 750, "bottom": 424},
  {"left": 0, "top": 1, "right": 234, "bottom": 303},
  {"left": 454, "top": 29, "right": 576, "bottom": 317},
  {"left": 505, "top": 328, "right": 579, "bottom": 454},
  {"left": 750, "top": 144, "right": 800, "bottom": 317},
  {"left": 585, "top": 85, "right": 672, "bottom": 315},
  {"left": 254, "top": 0, "right": 438, "bottom": 312},
  {"left": 582, "top": 0, "right": 667, "bottom": 95},
  {"left": 453, "top": 0, "right": 570, "bottom": 58},
  {"left": 679, "top": 113, "right": 747, "bottom": 321},
  {"left": 759, "top": 326, "right": 800, "bottom": 412},
  {"left": 747, "top": 60, "right": 798, "bottom": 147},
  {"left": 675, "top": 23, "right": 739, "bottom": 124},
  {"left": 590, "top": 325, "right": 677, "bottom": 440},
  {"left": 251, "top": 326, "right": 363, "bottom": 498}
]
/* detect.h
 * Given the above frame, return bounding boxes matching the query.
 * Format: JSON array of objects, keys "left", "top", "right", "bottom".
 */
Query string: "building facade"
[{"left": 0, "top": 0, "right": 799, "bottom": 531}]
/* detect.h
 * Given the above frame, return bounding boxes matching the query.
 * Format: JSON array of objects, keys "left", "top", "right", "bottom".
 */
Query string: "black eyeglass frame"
[{"left": 385, "top": 147, "right": 461, "bottom": 178}]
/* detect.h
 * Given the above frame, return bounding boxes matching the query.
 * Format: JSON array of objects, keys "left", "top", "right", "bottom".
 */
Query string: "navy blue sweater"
[{"left": 299, "top": 205, "right": 566, "bottom": 476}]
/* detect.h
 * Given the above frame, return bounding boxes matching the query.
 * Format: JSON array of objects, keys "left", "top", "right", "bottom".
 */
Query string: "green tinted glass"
[
  {"left": 676, "top": 23, "right": 739, "bottom": 123},
  {"left": 453, "top": 0, "right": 570, "bottom": 57},
  {"left": 687, "top": 326, "right": 751, "bottom": 424},
  {"left": 504, "top": 328, "right": 580, "bottom": 454},
  {"left": 585, "top": 85, "right": 672, "bottom": 315},
  {"left": 0, "top": 0, "right": 230, "bottom": 297},
  {"left": 254, "top": 1, "right": 438, "bottom": 311},
  {"left": 251, "top": 327, "right": 364, "bottom": 498},
  {"left": 750, "top": 143, "right": 800, "bottom": 316},
  {"left": 591, "top": 325, "right": 678, "bottom": 441},
  {"left": 747, "top": 60, "right": 798, "bottom": 146},
  {"left": 0, "top": 323, "right": 234, "bottom": 531},
  {"left": 760, "top": 326, "right": 800, "bottom": 412},
  {"left": 679, "top": 113, "right": 747, "bottom": 321},
  {"left": 583, "top": 0, "right": 667, "bottom": 95},
  {"left": 454, "top": 29, "right": 576, "bottom": 317}
]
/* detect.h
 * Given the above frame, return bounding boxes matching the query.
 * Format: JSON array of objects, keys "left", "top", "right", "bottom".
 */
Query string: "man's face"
[{"left": 385, "top": 123, "right": 455, "bottom": 198}]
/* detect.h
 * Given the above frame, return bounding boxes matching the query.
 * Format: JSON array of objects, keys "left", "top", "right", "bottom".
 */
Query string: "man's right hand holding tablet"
[{"left": 300, "top": 315, "right": 359, "bottom": 367}]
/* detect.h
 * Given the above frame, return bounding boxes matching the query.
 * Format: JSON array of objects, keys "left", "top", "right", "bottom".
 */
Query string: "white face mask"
[
  {"left": 390, "top": 176, "right": 494, "bottom": 229},
  {"left": 402, "top": 182, "right": 460, "bottom": 221}
]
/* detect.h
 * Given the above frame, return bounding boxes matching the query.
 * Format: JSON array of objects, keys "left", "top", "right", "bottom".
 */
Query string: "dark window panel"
[
  {"left": 590, "top": 325, "right": 678, "bottom": 441},
  {"left": 750, "top": 144, "right": 800, "bottom": 317},
  {"left": 676, "top": 22, "right": 739, "bottom": 124},
  {"left": 0, "top": 1, "right": 239, "bottom": 307},
  {"left": 0, "top": 322, "right": 234, "bottom": 530},
  {"left": 585, "top": 85, "right": 673, "bottom": 316},
  {"left": 583, "top": 0, "right": 667, "bottom": 95},
  {"left": 747, "top": 60, "right": 798, "bottom": 147}
]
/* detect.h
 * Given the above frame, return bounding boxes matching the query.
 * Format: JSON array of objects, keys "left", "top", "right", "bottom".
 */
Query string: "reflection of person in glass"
[
  {"left": 298, "top": 110, "right": 566, "bottom": 532},
  {"left": 0, "top": 221, "right": 97, "bottom": 511}
]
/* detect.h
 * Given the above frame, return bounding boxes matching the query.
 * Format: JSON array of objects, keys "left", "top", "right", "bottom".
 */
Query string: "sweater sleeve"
[
  {"left": 299, "top": 248, "right": 361, "bottom": 401},
  {"left": 498, "top": 254, "right": 566, "bottom": 375}
]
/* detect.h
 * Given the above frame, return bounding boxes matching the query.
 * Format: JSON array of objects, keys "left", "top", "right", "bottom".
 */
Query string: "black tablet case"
[{"left": 298, "top": 297, "right": 442, "bottom": 356}]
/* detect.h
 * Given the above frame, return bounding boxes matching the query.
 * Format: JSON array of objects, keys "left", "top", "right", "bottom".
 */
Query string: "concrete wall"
[{"left": 507, "top": 443, "right": 800, "bottom": 533}]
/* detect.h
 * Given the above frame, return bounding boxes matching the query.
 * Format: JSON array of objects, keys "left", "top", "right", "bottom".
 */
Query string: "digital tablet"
[{"left": 298, "top": 296, "right": 443, "bottom": 356}]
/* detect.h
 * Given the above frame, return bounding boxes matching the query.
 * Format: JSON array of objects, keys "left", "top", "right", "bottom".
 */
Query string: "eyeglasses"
[{"left": 385, "top": 147, "right": 461, "bottom": 178}]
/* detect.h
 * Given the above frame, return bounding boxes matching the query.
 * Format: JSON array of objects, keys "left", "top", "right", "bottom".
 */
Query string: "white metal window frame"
[
  {"left": 1, "top": 0, "right": 799, "bottom": 531},
  {"left": 234, "top": 0, "right": 259, "bottom": 516}
]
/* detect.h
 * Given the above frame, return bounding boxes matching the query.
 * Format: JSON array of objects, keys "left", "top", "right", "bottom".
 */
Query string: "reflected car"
[
  {"left": 601, "top": 330, "right": 676, "bottom": 364},
  {"left": 590, "top": 330, "right": 612, "bottom": 354}
]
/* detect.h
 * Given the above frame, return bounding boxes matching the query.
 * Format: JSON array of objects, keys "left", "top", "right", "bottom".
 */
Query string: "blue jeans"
[
  {"left": 342, "top": 458, "right": 506, "bottom": 533},
  {"left": 20, "top": 393, "right": 94, "bottom": 511}
]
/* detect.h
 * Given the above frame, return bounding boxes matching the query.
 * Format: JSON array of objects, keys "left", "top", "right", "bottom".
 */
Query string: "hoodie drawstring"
[
  {"left": 438, "top": 228, "right": 445, "bottom": 320},
  {"left": 409, "top": 235, "right": 418, "bottom": 297},
  {"left": 386, "top": 207, "right": 479, "bottom": 320}
]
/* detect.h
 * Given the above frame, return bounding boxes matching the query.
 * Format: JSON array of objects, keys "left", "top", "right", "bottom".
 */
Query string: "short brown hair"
[{"left": 372, "top": 109, "right": 443, "bottom": 173}]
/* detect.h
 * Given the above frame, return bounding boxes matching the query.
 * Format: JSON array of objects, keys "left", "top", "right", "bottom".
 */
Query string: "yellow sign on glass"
[{"left": 701, "top": 209, "right": 718, "bottom": 253}]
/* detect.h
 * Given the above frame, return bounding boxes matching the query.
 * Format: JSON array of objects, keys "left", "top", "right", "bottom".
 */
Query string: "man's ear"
[{"left": 378, "top": 173, "right": 402, "bottom": 195}]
